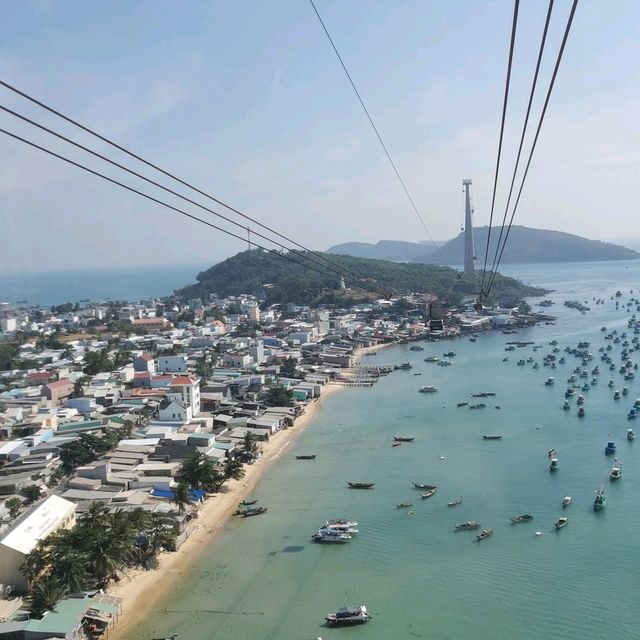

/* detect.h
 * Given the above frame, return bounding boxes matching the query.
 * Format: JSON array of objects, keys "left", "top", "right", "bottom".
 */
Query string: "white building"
[
  {"left": 0, "top": 495, "right": 76, "bottom": 591},
  {"left": 169, "top": 376, "right": 200, "bottom": 415},
  {"left": 158, "top": 355, "right": 188, "bottom": 373}
]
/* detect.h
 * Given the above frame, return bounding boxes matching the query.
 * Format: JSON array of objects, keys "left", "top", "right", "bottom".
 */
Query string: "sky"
[{"left": 1, "top": 0, "right": 638, "bottom": 272}]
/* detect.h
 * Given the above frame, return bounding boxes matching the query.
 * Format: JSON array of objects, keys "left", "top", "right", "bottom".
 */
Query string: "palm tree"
[
  {"left": 243, "top": 432, "right": 257, "bottom": 455},
  {"left": 50, "top": 553, "right": 87, "bottom": 594},
  {"left": 177, "top": 453, "right": 223, "bottom": 492},
  {"left": 223, "top": 457, "right": 246, "bottom": 481},
  {"left": 172, "top": 482, "right": 191, "bottom": 515},
  {"left": 29, "top": 575, "right": 65, "bottom": 618}
]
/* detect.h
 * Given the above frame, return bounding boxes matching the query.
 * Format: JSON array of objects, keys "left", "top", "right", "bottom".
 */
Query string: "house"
[
  {"left": 169, "top": 376, "right": 200, "bottom": 415},
  {"left": 0, "top": 495, "right": 76, "bottom": 591},
  {"left": 158, "top": 355, "right": 188, "bottom": 373},
  {"left": 41, "top": 379, "right": 74, "bottom": 404},
  {"left": 25, "top": 371, "right": 58, "bottom": 386},
  {"left": 158, "top": 398, "right": 191, "bottom": 422},
  {"left": 133, "top": 353, "right": 156, "bottom": 373},
  {"left": 132, "top": 317, "right": 171, "bottom": 333}
]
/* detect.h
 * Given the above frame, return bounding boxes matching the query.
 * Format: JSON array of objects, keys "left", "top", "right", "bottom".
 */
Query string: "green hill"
[{"left": 177, "top": 250, "right": 546, "bottom": 307}]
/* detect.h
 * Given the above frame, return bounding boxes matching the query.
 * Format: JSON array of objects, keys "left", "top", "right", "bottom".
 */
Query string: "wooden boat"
[
  {"left": 510, "top": 514, "right": 534, "bottom": 523},
  {"left": 421, "top": 490, "right": 436, "bottom": 499},
  {"left": 476, "top": 529, "right": 493, "bottom": 541},
  {"left": 241, "top": 506, "right": 267, "bottom": 517},
  {"left": 555, "top": 517, "right": 568, "bottom": 529},
  {"left": 469, "top": 403, "right": 486, "bottom": 409},
  {"left": 239, "top": 499, "right": 257, "bottom": 506},
  {"left": 482, "top": 435, "right": 502, "bottom": 440},
  {"left": 447, "top": 498, "right": 463, "bottom": 507},
  {"left": 456, "top": 401, "right": 469, "bottom": 407},
  {"left": 455, "top": 521, "right": 480, "bottom": 531},
  {"left": 396, "top": 502, "right": 413, "bottom": 509},
  {"left": 296, "top": 454, "right": 316, "bottom": 460},
  {"left": 472, "top": 392, "right": 496, "bottom": 397},
  {"left": 348, "top": 482, "right": 374, "bottom": 489},
  {"left": 413, "top": 482, "right": 437, "bottom": 490},
  {"left": 392, "top": 442, "right": 401, "bottom": 447},
  {"left": 393, "top": 436, "right": 415, "bottom": 442}
]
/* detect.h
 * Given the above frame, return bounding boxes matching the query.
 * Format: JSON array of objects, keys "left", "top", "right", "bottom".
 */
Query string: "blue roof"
[{"left": 151, "top": 487, "right": 205, "bottom": 501}]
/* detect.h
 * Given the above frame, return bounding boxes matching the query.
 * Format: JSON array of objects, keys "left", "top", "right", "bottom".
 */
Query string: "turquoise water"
[{"left": 127, "top": 260, "right": 640, "bottom": 640}]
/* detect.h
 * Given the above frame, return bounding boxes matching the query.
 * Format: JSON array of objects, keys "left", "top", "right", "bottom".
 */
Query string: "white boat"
[
  {"left": 325, "top": 605, "right": 370, "bottom": 625},
  {"left": 419, "top": 386, "right": 439, "bottom": 393},
  {"left": 320, "top": 523, "right": 359, "bottom": 534},
  {"left": 545, "top": 377, "right": 555, "bottom": 386},
  {"left": 610, "top": 459, "right": 622, "bottom": 480},
  {"left": 562, "top": 496, "right": 572, "bottom": 507},
  {"left": 555, "top": 517, "right": 569, "bottom": 529},
  {"left": 325, "top": 519, "right": 357, "bottom": 528},
  {"left": 549, "top": 457, "right": 559, "bottom": 472},
  {"left": 312, "top": 530, "right": 352, "bottom": 543}
]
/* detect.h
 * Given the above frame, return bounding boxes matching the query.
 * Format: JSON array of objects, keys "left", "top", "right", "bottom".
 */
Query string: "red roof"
[
  {"left": 29, "top": 372, "right": 54, "bottom": 379},
  {"left": 134, "top": 372, "right": 151, "bottom": 379},
  {"left": 45, "top": 379, "right": 72, "bottom": 390},
  {"left": 138, "top": 353, "right": 153, "bottom": 361},
  {"left": 170, "top": 376, "right": 196, "bottom": 386}
]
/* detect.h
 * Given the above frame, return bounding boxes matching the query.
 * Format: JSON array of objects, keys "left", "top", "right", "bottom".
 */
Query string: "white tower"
[{"left": 462, "top": 179, "right": 476, "bottom": 274}]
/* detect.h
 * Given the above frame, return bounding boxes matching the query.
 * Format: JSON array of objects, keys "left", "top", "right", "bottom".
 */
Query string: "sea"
[
  {"left": 0, "top": 263, "right": 209, "bottom": 307},
  {"left": 119, "top": 259, "right": 639, "bottom": 640}
]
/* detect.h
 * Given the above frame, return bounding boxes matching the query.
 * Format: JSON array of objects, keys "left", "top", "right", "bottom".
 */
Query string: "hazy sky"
[{"left": 1, "top": 0, "right": 638, "bottom": 272}]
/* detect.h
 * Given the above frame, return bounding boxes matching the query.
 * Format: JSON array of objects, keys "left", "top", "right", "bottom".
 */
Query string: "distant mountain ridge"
[{"left": 327, "top": 226, "right": 640, "bottom": 264}]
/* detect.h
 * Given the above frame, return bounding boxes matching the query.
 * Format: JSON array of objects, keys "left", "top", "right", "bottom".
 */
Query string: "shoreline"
[{"left": 109, "top": 382, "right": 344, "bottom": 639}]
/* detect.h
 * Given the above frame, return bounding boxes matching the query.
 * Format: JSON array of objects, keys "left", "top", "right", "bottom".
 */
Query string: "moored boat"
[
  {"left": 296, "top": 454, "right": 316, "bottom": 460},
  {"left": 240, "top": 506, "right": 267, "bottom": 517},
  {"left": 562, "top": 496, "right": 572, "bottom": 507},
  {"left": 325, "top": 605, "right": 370, "bottom": 626},
  {"left": 325, "top": 519, "right": 358, "bottom": 527},
  {"left": 447, "top": 498, "right": 463, "bottom": 507},
  {"left": 555, "top": 517, "right": 568, "bottom": 529},
  {"left": 594, "top": 486, "right": 607, "bottom": 511},
  {"left": 482, "top": 435, "right": 502, "bottom": 440},
  {"left": 239, "top": 499, "right": 258, "bottom": 506},
  {"left": 610, "top": 459, "right": 622, "bottom": 480},
  {"left": 413, "top": 482, "right": 437, "bottom": 490},
  {"left": 419, "top": 385, "right": 439, "bottom": 393},
  {"left": 455, "top": 521, "right": 480, "bottom": 531},
  {"left": 604, "top": 441, "right": 617, "bottom": 455},
  {"left": 549, "top": 457, "right": 559, "bottom": 472},
  {"left": 393, "top": 436, "right": 415, "bottom": 442},
  {"left": 469, "top": 403, "right": 486, "bottom": 409},
  {"left": 628, "top": 428, "right": 635, "bottom": 441},
  {"left": 396, "top": 502, "right": 413, "bottom": 509},
  {"left": 312, "top": 530, "right": 351, "bottom": 543},
  {"left": 348, "top": 482, "right": 374, "bottom": 489},
  {"left": 476, "top": 528, "right": 493, "bottom": 541},
  {"left": 421, "top": 489, "right": 437, "bottom": 499},
  {"left": 510, "top": 514, "right": 534, "bottom": 523}
]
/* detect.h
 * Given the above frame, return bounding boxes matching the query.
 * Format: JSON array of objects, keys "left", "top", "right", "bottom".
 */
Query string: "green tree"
[
  {"left": 280, "top": 358, "right": 301, "bottom": 379},
  {"left": 264, "top": 385, "right": 293, "bottom": 407},
  {"left": 29, "top": 574, "right": 65, "bottom": 618},
  {"left": 177, "top": 454, "right": 223, "bottom": 493},
  {"left": 172, "top": 482, "right": 191, "bottom": 515},
  {"left": 21, "top": 485, "right": 41, "bottom": 504},
  {"left": 49, "top": 552, "right": 87, "bottom": 594},
  {"left": 5, "top": 496, "right": 22, "bottom": 518},
  {"left": 84, "top": 348, "right": 114, "bottom": 375},
  {"left": 223, "top": 458, "right": 246, "bottom": 481},
  {"left": 243, "top": 432, "right": 257, "bottom": 455}
]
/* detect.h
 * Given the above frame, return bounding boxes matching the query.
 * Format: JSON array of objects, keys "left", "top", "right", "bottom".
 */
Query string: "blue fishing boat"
[{"left": 605, "top": 441, "right": 617, "bottom": 455}]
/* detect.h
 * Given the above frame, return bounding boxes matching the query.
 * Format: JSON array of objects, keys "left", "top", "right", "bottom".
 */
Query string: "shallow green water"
[{"left": 128, "top": 260, "right": 640, "bottom": 640}]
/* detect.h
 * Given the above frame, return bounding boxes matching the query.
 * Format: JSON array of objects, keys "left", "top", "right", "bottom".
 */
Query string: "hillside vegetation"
[{"left": 177, "top": 250, "right": 546, "bottom": 307}]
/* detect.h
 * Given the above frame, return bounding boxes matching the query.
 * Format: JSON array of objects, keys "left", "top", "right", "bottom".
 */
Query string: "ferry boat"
[
  {"left": 594, "top": 486, "right": 607, "bottom": 511},
  {"left": 312, "top": 530, "right": 352, "bottom": 543},
  {"left": 605, "top": 441, "right": 617, "bottom": 455},
  {"left": 555, "top": 517, "right": 569, "bottom": 529},
  {"left": 325, "top": 605, "right": 370, "bottom": 625},
  {"left": 628, "top": 428, "right": 635, "bottom": 441},
  {"left": 562, "top": 496, "right": 572, "bottom": 507},
  {"left": 610, "top": 460, "right": 622, "bottom": 480},
  {"left": 549, "top": 457, "right": 559, "bottom": 472},
  {"left": 455, "top": 521, "right": 480, "bottom": 531},
  {"left": 419, "top": 385, "right": 439, "bottom": 393}
]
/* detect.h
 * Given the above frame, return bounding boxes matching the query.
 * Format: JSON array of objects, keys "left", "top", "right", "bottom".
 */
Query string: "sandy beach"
[{"left": 109, "top": 383, "right": 342, "bottom": 639}]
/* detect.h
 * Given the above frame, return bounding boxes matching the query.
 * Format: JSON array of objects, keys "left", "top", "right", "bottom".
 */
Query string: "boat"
[
  {"left": 239, "top": 499, "right": 258, "bottom": 506},
  {"left": 393, "top": 436, "right": 415, "bottom": 442},
  {"left": 413, "top": 483, "right": 437, "bottom": 490},
  {"left": 562, "top": 496, "right": 572, "bottom": 507},
  {"left": 395, "top": 362, "right": 412, "bottom": 370},
  {"left": 578, "top": 407, "right": 585, "bottom": 417},
  {"left": 548, "top": 448, "right": 557, "bottom": 458},
  {"left": 471, "top": 392, "right": 496, "bottom": 397},
  {"left": 563, "top": 401, "right": 570, "bottom": 410},
  {"left": 476, "top": 529, "right": 493, "bottom": 541},
  {"left": 312, "top": 530, "right": 351, "bottom": 543},
  {"left": 392, "top": 442, "right": 401, "bottom": 447},
  {"left": 348, "top": 482, "right": 374, "bottom": 489},
  {"left": 604, "top": 441, "right": 617, "bottom": 455},
  {"left": 549, "top": 457, "right": 559, "bottom": 472},
  {"left": 396, "top": 502, "right": 413, "bottom": 509},
  {"left": 320, "top": 523, "right": 358, "bottom": 534},
  {"left": 409, "top": 345, "right": 424, "bottom": 351},
  {"left": 545, "top": 377, "right": 555, "bottom": 386},
  {"left": 424, "top": 356, "right": 439, "bottom": 362},
  {"left": 152, "top": 635, "right": 178, "bottom": 640},
  {"left": 325, "top": 519, "right": 358, "bottom": 527},
  {"left": 437, "top": 360, "right": 452, "bottom": 367},
  {"left": 419, "top": 385, "right": 439, "bottom": 393},
  {"left": 482, "top": 435, "right": 502, "bottom": 440},
  {"left": 594, "top": 486, "right": 607, "bottom": 511},
  {"left": 457, "top": 402, "right": 469, "bottom": 407},
  {"left": 455, "top": 521, "right": 480, "bottom": 531},
  {"left": 325, "top": 605, "right": 370, "bottom": 626},
  {"left": 614, "top": 390, "right": 622, "bottom": 400},
  {"left": 610, "top": 459, "right": 622, "bottom": 480},
  {"left": 555, "top": 517, "right": 569, "bottom": 529},
  {"left": 421, "top": 490, "right": 437, "bottom": 499},
  {"left": 241, "top": 506, "right": 267, "bottom": 517},
  {"left": 510, "top": 514, "right": 534, "bottom": 523},
  {"left": 296, "top": 454, "right": 316, "bottom": 460},
  {"left": 443, "top": 351, "right": 456, "bottom": 358},
  {"left": 469, "top": 403, "right": 486, "bottom": 409},
  {"left": 628, "top": 428, "right": 635, "bottom": 441},
  {"left": 447, "top": 498, "right": 463, "bottom": 507}
]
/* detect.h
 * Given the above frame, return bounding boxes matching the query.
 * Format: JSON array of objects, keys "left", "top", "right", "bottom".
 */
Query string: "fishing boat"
[
  {"left": 562, "top": 496, "right": 572, "bottom": 507},
  {"left": 482, "top": 435, "right": 502, "bottom": 440},
  {"left": 419, "top": 385, "right": 439, "bottom": 393},
  {"left": 455, "top": 521, "right": 480, "bottom": 531},
  {"left": 593, "top": 486, "right": 607, "bottom": 511},
  {"left": 241, "top": 506, "right": 267, "bottom": 517},
  {"left": 239, "top": 499, "right": 258, "bottom": 506},
  {"left": 604, "top": 441, "right": 617, "bottom": 455},
  {"left": 447, "top": 498, "right": 463, "bottom": 507},
  {"left": 549, "top": 457, "right": 559, "bottom": 472},
  {"left": 628, "top": 428, "right": 635, "bottom": 441},
  {"left": 476, "top": 529, "right": 493, "bottom": 541},
  {"left": 409, "top": 345, "right": 424, "bottom": 351},
  {"left": 610, "top": 459, "right": 622, "bottom": 480},
  {"left": 457, "top": 401, "right": 469, "bottom": 407},
  {"left": 393, "top": 436, "right": 415, "bottom": 442},
  {"left": 578, "top": 407, "right": 586, "bottom": 417},
  {"left": 424, "top": 357, "right": 439, "bottom": 363},
  {"left": 312, "top": 530, "right": 351, "bottom": 543},
  {"left": 396, "top": 502, "right": 413, "bottom": 509},
  {"left": 545, "top": 377, "right": 555, "bottom": 386},
  {"left": 511, "top": 514, "right": 534, "bottom": 523},
  {"left": 348, "top": 482, "right": 374, "bottom": 489},
  {"left": 413, "top": 483, "right": 437, "bottom": 490},
  {"left": 563, "top": 401, "right": 570, "bottom": 410},
  {"left": 296, "top": 454, "right": 316, "bottom": 460},
  {"left": 469, "top": 403, "right": 486, "bottom": 409},
  {"left": 471, "top": 392, "right": 496, "bottom": 397},
  {"left": 325, "top": 605, "right": 370, "bottom": 626},
  {"left": 421, "top": 490, "right": 437, "bottom": 499},
  {"left": 548, "top": 448, "right": 557, "bottom": 458},
  {"left": 392, "top": 442, "right": 401, "bottom": 447},
  {"left": 555, "top": 517, "right": 569, "bottom": 529}
]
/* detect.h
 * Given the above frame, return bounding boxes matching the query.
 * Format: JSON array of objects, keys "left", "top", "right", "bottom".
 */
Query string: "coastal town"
[{"left": 0, "top": 289, "right": 546, "bottom": 637}]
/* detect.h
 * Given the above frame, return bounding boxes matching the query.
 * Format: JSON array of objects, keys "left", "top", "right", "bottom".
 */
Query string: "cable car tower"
[{"left": 462, "top": 179, "right": 476, "bottom": 274}]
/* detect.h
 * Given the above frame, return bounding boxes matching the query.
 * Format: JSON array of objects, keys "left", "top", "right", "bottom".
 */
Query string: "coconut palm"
[
  {"left": 50, "top": 552, "right": 87, "bottom": 594},
  {"left": 29, "top": 574, "right": 65, "bottom": 618},
  {"left": 172, "top": 482, "right": 191, "bottom": 515},
  {"left": 223, "top": 457, "right": 246, "bottom": 481},
  {"left": 177, "top": 453, "right": 223, "bottom": 492}
]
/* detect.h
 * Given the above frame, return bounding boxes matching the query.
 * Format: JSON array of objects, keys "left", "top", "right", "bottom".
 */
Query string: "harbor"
[{"left": 119, "top": 260, "right": 640, "bottom": 640}]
